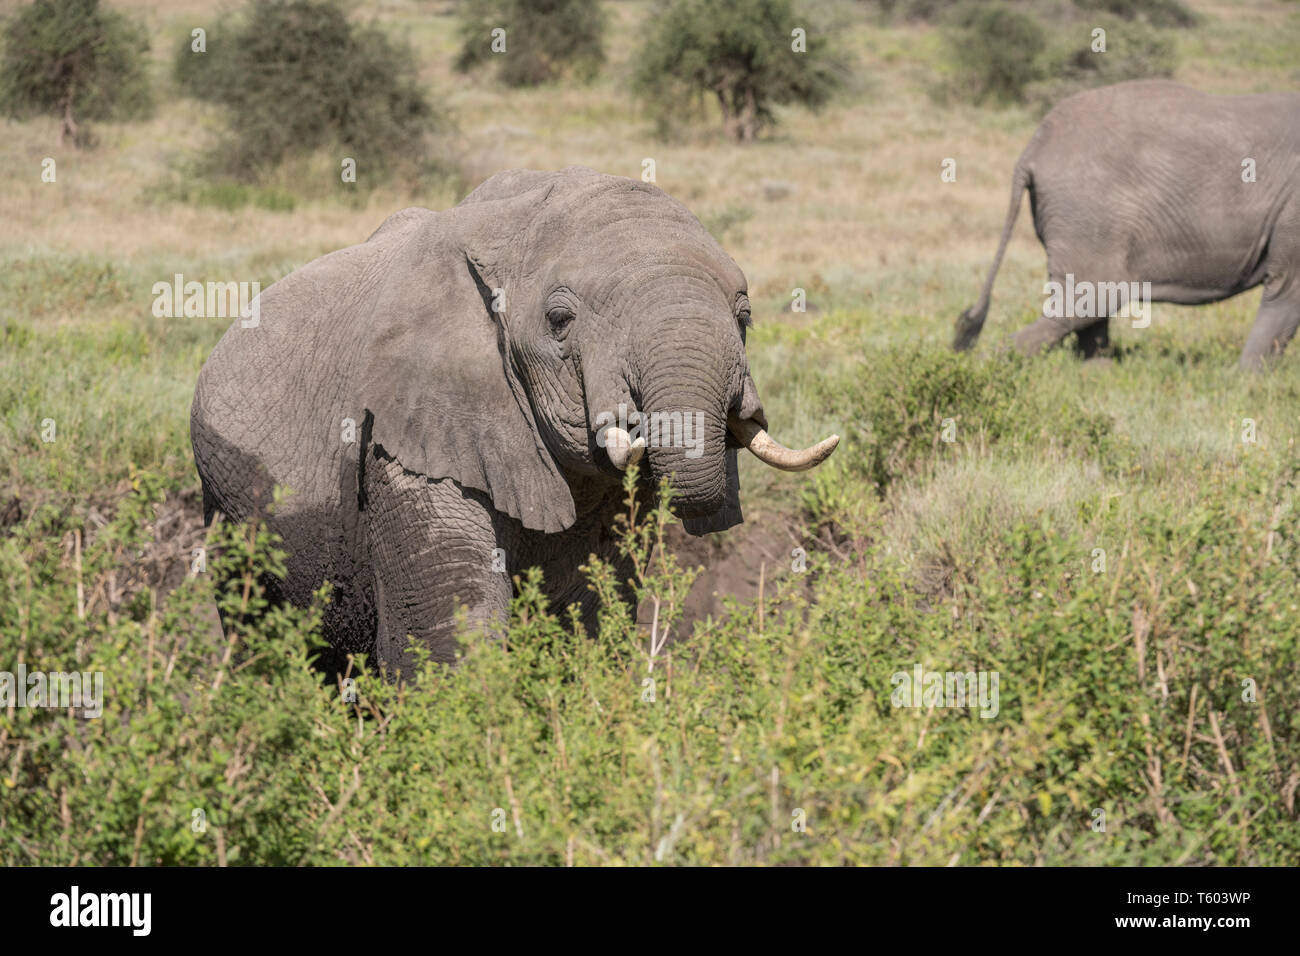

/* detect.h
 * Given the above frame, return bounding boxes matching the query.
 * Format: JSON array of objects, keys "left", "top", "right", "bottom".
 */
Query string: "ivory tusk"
[
  {"left": 728, "top": 415, "right": 839, "bottom": 472},
  {"left": 605, "top": 427, "right": 646, "bottom": 470}
]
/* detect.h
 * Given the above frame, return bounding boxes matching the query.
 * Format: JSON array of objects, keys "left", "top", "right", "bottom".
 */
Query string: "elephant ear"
[{"left": 356, "top": 188, "right": 575, "bottom": 533}]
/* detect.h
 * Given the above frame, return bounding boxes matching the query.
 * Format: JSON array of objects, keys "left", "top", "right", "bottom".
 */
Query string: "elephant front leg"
[
  {"left": 517, "top": 505, "right": 638, "bottom": 642},
  {"left": 365, "top": 456, "right": 512, "bottom": 676}
]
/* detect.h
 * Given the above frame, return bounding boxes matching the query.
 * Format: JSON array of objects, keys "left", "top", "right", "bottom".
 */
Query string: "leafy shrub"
[
  {"left": 455, "top": 0, "right": 606, "bottom": 86},
  {"left": 171, "top": 20, "right": 222, "bottom": 100},
  {"left": 1074, "top": 0, "right": 1197, "bottom": 28},
  {"left": 892, "top": 0, "right": 966, "bottom": 20},
  {"left": 942, "top": 2, "right": 1048, "bottom": 105},
  {"left": 1029, "top": 19, "right": 1177, "bottom": 112},
  {"left": 171, "top": 0, "right": 442, "bottom": 180},
  {"left": 930, "top": 0, "right": 1184, "bottom": 109},
  {"left": 4, "top": 448, "right": 1296, "bottom": 864},
  {"left": 934, "top": 457, "right": 1300, "bottom": 863},
  {"left": 843, "top": 346, "right": 1021, "bottom": 492},
  {"left": 823, "top": 346, "right": 1118, "bottom": 495},
  {"left": 632, "top": 0, "right": 845, "bottom": 141},
  {"left": 0, "top": 0, "right": 153, "bottom": 146},
  {"left": 874, "top": 0, "right": 1196, "bottom": 25}
]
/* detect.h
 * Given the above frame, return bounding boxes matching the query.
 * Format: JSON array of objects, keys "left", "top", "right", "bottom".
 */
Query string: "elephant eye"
[
  {"left": 734, "top": 293, "right": 752, "bottom": 328},
  {"left": 547, "top": 305, "right": 576, "bottom": 330}
]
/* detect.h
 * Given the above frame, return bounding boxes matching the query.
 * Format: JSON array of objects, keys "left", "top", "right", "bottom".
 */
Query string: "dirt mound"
[{"left": 639, "top": 509, "right": 817, "bottom": 637}]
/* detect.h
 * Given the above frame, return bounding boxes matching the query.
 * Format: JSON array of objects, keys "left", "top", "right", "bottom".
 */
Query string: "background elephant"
[
  {"left": 191, "top": 166, "right": 838, "bottom": 673},
  {"left": 954, "top": 80, "right": 1300, "bottom": 367}
]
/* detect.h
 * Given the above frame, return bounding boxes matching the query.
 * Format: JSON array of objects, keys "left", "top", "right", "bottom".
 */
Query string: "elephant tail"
[{"left": 954, "top": 161, "right": 1032, "bottom": 352}]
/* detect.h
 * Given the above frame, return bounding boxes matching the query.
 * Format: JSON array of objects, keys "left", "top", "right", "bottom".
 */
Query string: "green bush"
[
  {"left": 1073, "top": 0, "right": 1198, "bottom": 28},
  {"left": 455, "top": 0, "right": 606, "bottom": 87},
  {"left": 4, "top": 446, "right": 1296, "bottom": 864},
  {"left": 875, "top": 0, "right": 1197, "bottom": 26},
  {"left": 171, "top": 21, "right": 223, "bottom": 101},
  {"left": 892, "top": 0, "right": 966, "bottom": 21},
  {"left": 0, "top": 0, "right": 153, "bottom": 146},
  {"left": 171, "top": 0, "right": 442, "bottom": 180},
  {"left": 632, "top": 0, "right": 845, "bottom": 141},
  {"left": 1029, "top": 19, "right": 1178, "bottom": 112},
  {"left": 823, "top": 346, "right": 1118, "bottom": 496},
  {"left": 943, "top": 2, "right": 1048, "bottom": 105}
]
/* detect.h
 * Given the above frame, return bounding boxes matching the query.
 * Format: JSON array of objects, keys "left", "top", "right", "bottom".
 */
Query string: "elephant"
[
  {"left": 191, "top": 166, "right": 839, "bottom": 674},
  {"left": 953, "top": 80, "right": 1300, "bottom": 368}
]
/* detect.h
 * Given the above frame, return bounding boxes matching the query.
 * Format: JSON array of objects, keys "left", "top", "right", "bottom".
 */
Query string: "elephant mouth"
[
  {"left": 599, "top": 408, "right": 839, "bottom": 535},
  {"left": 601, "top": 412, "right": 839, "bottom": 474}
]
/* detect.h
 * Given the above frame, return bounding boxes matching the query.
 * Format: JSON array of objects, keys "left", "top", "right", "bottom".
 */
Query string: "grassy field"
[{"left": 2, "top": 0, "right": 1299, "bottom": 865}]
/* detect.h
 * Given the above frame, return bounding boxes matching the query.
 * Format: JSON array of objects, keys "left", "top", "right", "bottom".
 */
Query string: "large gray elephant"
[
  {"left": 954, "top": 80, "right": 1300, "bottom": 367},
  {"left": 191, "top": 167, "right": 838, "bottom": 673}
]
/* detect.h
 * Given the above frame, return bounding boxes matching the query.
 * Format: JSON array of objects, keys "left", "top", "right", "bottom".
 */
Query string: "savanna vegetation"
[
  {"left": 2, "top": 0, "right": 1298, "bottom": 865},
  {"left": 456, "top": 0, "right": 607, "bottom": 86},
  {"left": 170, "top": 0, "right": 443, "bottom": 180},
  {"left": 0, "top": 0, "right": 153, "bottom": 146}
]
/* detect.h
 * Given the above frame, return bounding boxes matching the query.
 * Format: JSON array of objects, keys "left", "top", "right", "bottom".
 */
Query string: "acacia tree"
[
  {"left": 0, "top": 0, "right": 152, "bottom": 146},
  {"left": 632, "top": 0, "right": 843, "bottom": 141}
]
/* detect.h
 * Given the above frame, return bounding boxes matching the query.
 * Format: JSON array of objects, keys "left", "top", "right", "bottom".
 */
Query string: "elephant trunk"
[
  {"left": 631, "top": 355, "right": 840, "bottom": 519},
  {"left": 636, "top": 361, "right": 730, "bottom": 518},
  {"left": 646, "top": 415, "right": 729, "bottom": 517}
]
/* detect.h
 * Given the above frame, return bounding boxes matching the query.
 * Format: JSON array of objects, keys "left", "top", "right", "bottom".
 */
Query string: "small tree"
[
  {"left": 174, "top": 0, "right": 440, "bottom": 178},
  {"left": 455, "top": 0, "right": 606, "bottom": 87},
  {"left": 632, "top": 0, "right": 843, "bottom": 142},
  {"left": 0, "top": 0, "right": 153, "bottom": 147}
]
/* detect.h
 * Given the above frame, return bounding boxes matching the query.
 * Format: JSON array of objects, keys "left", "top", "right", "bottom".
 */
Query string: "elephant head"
[{"left": 358, "top": 167, "right": 837, "bottom": 536}]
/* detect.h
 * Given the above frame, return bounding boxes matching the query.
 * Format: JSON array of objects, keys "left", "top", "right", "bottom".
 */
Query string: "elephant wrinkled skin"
[
  {"left": 191, "top": 167, "right": 838, "bottom": 674},
  {"left": 954, "top": 81, "right": 1300, "bottom": 368}
]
